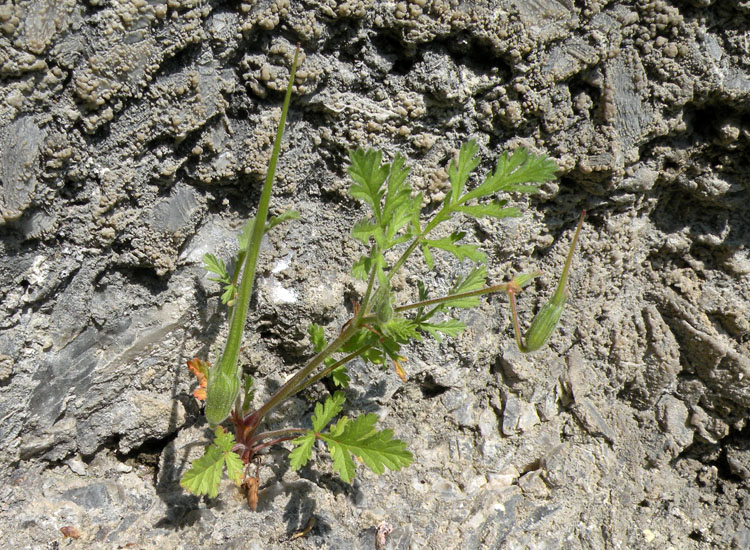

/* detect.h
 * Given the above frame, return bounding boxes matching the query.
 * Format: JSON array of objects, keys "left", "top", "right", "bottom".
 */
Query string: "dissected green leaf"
[
  {"left": 453, "top": 265, "right": 488, "bottom": 294},
  {"left": 289, "top": 432, "right": 315, "bottom": 471},
  {"left": 419, "top": 319, "right": 466, "bottom": 341},
  {"left": 266, "top": 209, "right": 300, "bottom": 232},
  {"left": 458, "top": 148, "right": 556, "bottom": 204},
  {"left": 439, "top": 265, "right": 488, "bottom": 308},
  {"left": 351, "top": 252, "right": 385, "bottom": 281},
  {"left": 351, "top": 255, "right": 370, "bottom": 280},
  {"left": 312, "top": 391, "right": 346, "bottom": 433},
  {"left": 453, "top": 200, "right": 520, "bottom": 219},
  {"left": 352, "top": 220, "right": 379, "bottom": 245},
  {"left": 423, "top": 232, "right": 486, "bottom": 264},
  {"left": 220, "top": 284, "right": 238, "bottom": 306},
  {"left": 203, "top": 253, "right": 230, "bottom": 284},
  {"left": 241, "top": 375, "right": 255, "bottom": 415},
  {"left": 331, "top": 366, "right": 350, "bottom": 387},
  {"left": 511, "top": 270, "right": 542, "bottom": 290},
  {"left": 180, "top": 427, "right": 243, "bottom": 498},
  {"left": 308, "top": 323, "right": 327, "bottom": 352},
  {"left": 448, "top": 140, "right": 480, "bottom": 203},
  {"left": 308, "top": 324, "right": 342, "bottom": 385},
  {"left": 421, "top": 242, "right": 435, "bottom": 270},
  {"left": 381, "top": 317, "right": 420, "bottom": 341},
  {"left": 290, "top": 391, "right": 347, "bottom": 471},
  {"left": 320, "top": 413, "right": 413, "bottom": 483},
  {"left": 348, "top": 148, "right": 389, "bottom": 219}
]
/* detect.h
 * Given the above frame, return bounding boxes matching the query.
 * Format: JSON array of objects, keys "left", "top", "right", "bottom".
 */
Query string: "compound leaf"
[
  {"left": 419, "top": 319, "right": 466, "bottom": 341},
  {"left": 266, "top": 209, "right": 300, "bottom": 232},
  {"left": 352, "top": 220, "right": 379, "bottom": 245},
  {"left": 448, "top": 140, "right": 480, "bottom": 203},
  {"left": 348, "top": 148, "right": 389, "bottom": 219},
  {"left": 441, "top": 265, "right": 488, "bottom": 308},
  {"left": 312, "top": 391, "right": 346, "bottom": 433},
  {"left": 331, "top": 366, "right": 350, "bottom": 387},
  {"left": 320, "top": 413, "right": 413, "bottom": 483},
  {"left": 180, "top": 427, "right": 243, "bottom": 498},
  {"left": 381, "top": 317, "right": 420, "bottom": 341},
  {"left": 459, "top": 148, "right": 556, "bottom": 204},
  {"left": 289, "top": 432, "right": 315, "bottom": 471},
  {"left": 424, "top": 232, "right": 486, "bottom": 264},
  {"left": 203, "top": 254, "right": 230, "bottom": 283}
]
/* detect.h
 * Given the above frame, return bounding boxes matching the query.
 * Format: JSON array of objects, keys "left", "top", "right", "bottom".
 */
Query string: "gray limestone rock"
[{"left": 1, "top": 1, "right": 749, "bottom": 548}]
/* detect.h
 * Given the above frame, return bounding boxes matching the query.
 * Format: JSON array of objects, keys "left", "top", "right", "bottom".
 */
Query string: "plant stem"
[
  {"left": 507, "top": 290, "right": 526, "bottom": 352},
  {"left": 392, "top": 281, "right": 514, "bottom": 313},
  {"left": 205, "top": 45, "right": 300, "bottom": 428},
  {"left": 248, "top": 427, "right": 308, "bottom": 447},
  {"left": 287, "top": 342, "right": 374, "bottom": 395},
  {"left": 382, "top": 203, "right": 453, "bottom": 290},
  {"left": 223, "top": 45, "right": 300, "bottom": 374},
  {"left": 356, "top": 248, "right": 379, "bottom": 318},
  {"left": 251, "top": 436, "right": 302, "bottom": 454},
  {"left": 249, "top": 320, "right": 363, "bottom": 423}
]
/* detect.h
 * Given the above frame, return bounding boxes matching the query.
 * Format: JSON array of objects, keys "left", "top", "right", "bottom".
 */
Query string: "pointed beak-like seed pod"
[{"left": 513, "top": 211, "right": 585, "bottom": 353}]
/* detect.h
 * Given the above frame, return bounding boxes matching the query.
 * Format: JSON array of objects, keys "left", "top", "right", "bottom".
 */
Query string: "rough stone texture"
[{"left": 1, "top": 1, "right": 749, "bottom": 548}]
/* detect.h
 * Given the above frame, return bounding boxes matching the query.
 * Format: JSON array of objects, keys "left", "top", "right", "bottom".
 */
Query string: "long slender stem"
[
  {"left": 551, "top": 210, "right": 586, "bottom": 303},
  {"left": 385, "top": 235, "right": 423, "bottom": 288},
  {"left": 381, "top": 203, "right": 453, "bottom": 294},
  {"left": 286, "top": 342, "right": 374, "bottom": 396},
  {"left": 392, "top": 281, "right": 512, "bottom": 313},
  {"left": 251, "top": 436, "right": 301, "bottom": 454},
  {"left": 205, "top": 45, "right": 300, "bottom": 426},
  {"left": 250, "top": 320, "right": 363, "bottom": 422},
  {"left": 248, "top": 427, "right": 308, "bottom": 447},
  {"left": 225, "top": 45, "right": 299, "bottom": 370},
  {"left": 507, "top": 290, "right": 526, "bottom": 351},
  {"left": 355, "top": 248, "right": 379, "bottom": 318}
]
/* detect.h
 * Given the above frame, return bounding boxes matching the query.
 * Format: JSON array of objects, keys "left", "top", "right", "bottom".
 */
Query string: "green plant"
[{"left": 180, "top": 46, "right": 584, "bottom": 504}]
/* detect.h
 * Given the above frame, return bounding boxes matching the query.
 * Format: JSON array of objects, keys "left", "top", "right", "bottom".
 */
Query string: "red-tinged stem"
[
  {"left": 247, "top": 427, "right": 307, "bottom": 448},
  {"left": 250, "top": 436, "right": 300, "bottom": 454}
]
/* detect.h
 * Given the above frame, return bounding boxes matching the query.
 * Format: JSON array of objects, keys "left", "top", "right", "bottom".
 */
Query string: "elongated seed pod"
[
  {"left": 375, "top": 290, "right": 394, "bottom": 326},
  {"left": 513, "top": 211, "right": 585, "bottom": 353},
  {"left": 522, "top": 295, "right": 567, "bottom": 352},
  {"left": 205, "top": 357, "right": 241, "bottom": 427}
]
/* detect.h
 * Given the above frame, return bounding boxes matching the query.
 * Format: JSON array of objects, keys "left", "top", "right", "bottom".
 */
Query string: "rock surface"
[{"left": 1, "top": 1, "right": 749, "bottom": 549}]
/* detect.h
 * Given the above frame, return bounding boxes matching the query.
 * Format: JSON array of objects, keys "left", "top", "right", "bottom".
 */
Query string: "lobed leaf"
[
  {"left": 419, "top": 319, "right": 466, "bottom": 341},
  {"left": 320, "top": 413, "right": 413, "bottom": 483},
  {"left": 289, "top": 432, "right": 315, "bottom": 470},
  {"left": 331, "top": 366, "right": 350, "bottom": 387},
  {"left": 423, "top": 232, "right": 486, "bottom": 264},
  {"left": 458, "top": 148, "right": 556, "bottom": 205},
  {"left": 452, "top": 200, "right": 521, "bottom": 220},
  {"left": 441, "top": 265, "right": 488, "bottom": 308},
  {"left": 381, "top": 317, "right": 420, "bottom": 341},
  {"left": 266, "top": 209, "right": 300, "bottom": 232},
  {"left": 352, "top": 220, "right": 379, "bottom": 245},
  {"left": 203, "top": 254, "right": 230, "bottom": 284},
  {"left": 241, "top": 375, "right": 255, "bottom": 415},
  {"left": 180, "top": 427, "right": 243, "bottom": 498},
  {"left": 308, "top": 323, "right": 327, "bottom": 352},
  {"left": 312, "top": 391, "right": 347, "bottom": 433},
  {"left": 448, "top": 140, "right": 481, "bottom": 203},
  {"left": 220, "top": 284, "right": 238, "bottom": 306},
  {"left": 348, "top": 148, "right": 389, "bottom": 219}
]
